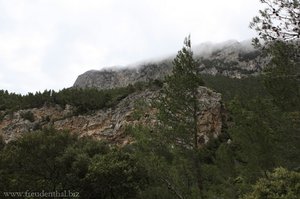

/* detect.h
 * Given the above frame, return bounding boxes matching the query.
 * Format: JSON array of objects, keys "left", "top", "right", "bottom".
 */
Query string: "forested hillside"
[{"left": 0, "top": 0, "right": 299, "bottom": 198}]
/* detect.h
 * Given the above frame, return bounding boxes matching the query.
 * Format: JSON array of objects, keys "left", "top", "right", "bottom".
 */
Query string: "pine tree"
[
  {"left": 263, "top": 41, "right": 300, "bottom": 111},
  {"left": 158, "top": 35, "right": 204, "bottom": 150},
  {"left": 250, "top": 0, "right": 300, "bottom": 43},
  {"left": 242, "top": 167, "right": 300, "bottom": 199},
  {"left": 157, "top": 35, "right": 205, "bottom": 196}
]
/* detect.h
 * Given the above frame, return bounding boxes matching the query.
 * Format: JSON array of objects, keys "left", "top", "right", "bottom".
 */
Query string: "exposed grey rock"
[
  {"left": 0, "top": 87, "right": 224, "bottom": 146},
  {"left": 197, "top": 86, "right": 223, "bottom": 144},
  {"left": 74, "top": 63, "right": 172, "bottom": 90},
  {"left": 73, "top": 40, "right": 267, "bottom": 90},
  {"left": 3, "top": 40, "right": 254, "bottom": 144}
]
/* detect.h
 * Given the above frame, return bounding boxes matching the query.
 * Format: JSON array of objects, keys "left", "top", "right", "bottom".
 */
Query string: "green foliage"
[
  {"left": 197, "top": 135, "right": 240, "bottom": 199},
  {"left": 158, "top": 35, "right": 204, "bottom": 150},
  {"left": 128, "top": 125, "right": 201, "bottom": 199},
  {"left": 54, "top": 88, "right": 111, "bottom": 114},
  {"left": 0, "top": 90, "right": 23, "bottom": 111},
  {"left": 222, "top": 90, "right": 299, "bottom": 197},
  {"left": 242, "top": 167, "right": 300, "bottom": 199},
  {"left": 0, "top": 111, "right": 6, "bottom": 122},
  {"left": 0, "top": 80, "right": 163, "bottom": 116},
  {"left": 128, "top": 124, "right": 239, "bottom": 199},
  {"left": 129, "top": 37, "right": 218, "bottom": 199},
  {"left": 132, "top": 36, "right": 299, "bottom": 199},
  {"left": 132, "top": 99, "right": 148, "bottom": 120},
  {"left": 0, "top": 129, "right": 148, "bottom": 199},
  {"left": 20, "top": 111, "right": 35, "bottom": 122},
  {"left": 229, "top": 99, "right": 282, "bottom": 181},
  {"left": 125, "top": 37, "right": 208, "bottom": 198},
  {"left": 0, "top": 14, "right": 299, "bottom": 198},
  {"left": 0, "top": 135, "right": 5, "bottom": 151},
  {"left": 156, "top": 36, "right": 205, "bottom": 196},
  {"left": 201, "top": 75, "right": 268, "bottom": 103},
  {"left": 0, "top": 87, "right": 124, "bottom": 114},
  {"left": 86, "top": 151, "right": 147, "bottom": 199},
  {"left": 0, "top": 129, "right": 79, "bottom": 192},
  {"left": 263, "top": 41, "right": 300, "bottom": 111}
]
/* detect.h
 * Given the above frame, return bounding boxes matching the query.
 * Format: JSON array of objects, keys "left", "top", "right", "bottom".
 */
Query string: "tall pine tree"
[
  {"left": 157, "top": 36, "right": 205, "bottom": 196},
  {"left": 158, "top": 35, "right": 204, "bottom": 150}
]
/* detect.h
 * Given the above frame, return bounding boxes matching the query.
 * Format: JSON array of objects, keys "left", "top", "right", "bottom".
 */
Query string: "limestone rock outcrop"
[
  {"left": 0, "top": 87, "right": 224, "bottom": 145},
  {"left": 73, "top": 63, "right": 172, "bottom": 90},
  {"left": 74, "top": 40, "right": 267, "bottom": 90}
]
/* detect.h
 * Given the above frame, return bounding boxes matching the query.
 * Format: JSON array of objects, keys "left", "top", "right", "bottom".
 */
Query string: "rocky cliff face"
[
  {"left": 74, "top": 63, "right": 172, "bottom": 90},
  {"left": 74, "top": 40, "right": 267, "bottom": 90},
  {"left": 3, "top": 40, "right": 259, "bottom": 144},
  {"left": 0, "top": 87, "right": 224, "bottom": 146}
]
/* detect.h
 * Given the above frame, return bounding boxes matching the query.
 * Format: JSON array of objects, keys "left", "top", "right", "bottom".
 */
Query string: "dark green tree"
[
  {"left": 155, "top": 35, "right": 205, "bottom": 197},
  {"left": 226, "top": 96, "right": 300, "bottom": 197},
  {"left": 0, "top": 129, "right": 148, "bottom": 199},
  {"left": 128, "top": 36, "right": 207, "bottom": 199},
  {"left": 263, "top": 41, "right": 300, "bottom": 111},
  {"left": 229, "top": 99, "right": 281, "bottom": 180},
  {"left": 242, "top": 167, "right": 300, "bottom": 199},
  {"left": 250, "top": 0, "right": 300, "bottom": 144},
  {"left": 249, "top": 0, "right": 300, "bottom": 105},
  {"left": 158, "top": 35, "right": 204, "bottom": 150},
  {"left": 0, "top": 135, "right": 4, "bottom": 151},
  {"left": 85, "top": 151, "right": 147, "bottom": 199}
]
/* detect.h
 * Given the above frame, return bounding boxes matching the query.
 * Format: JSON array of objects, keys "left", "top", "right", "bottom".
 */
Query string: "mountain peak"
[{"left": 73, "top": 40, "right": 265, "bottom": 90}]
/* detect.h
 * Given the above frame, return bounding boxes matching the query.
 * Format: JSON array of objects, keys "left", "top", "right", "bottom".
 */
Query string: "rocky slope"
[
  {"left": 74, "top": 63, "right": 172, "bottom": 90},
  {"left": 3, "top": 40, "right": 261, "bottom": 144},
  {"left": 74, "top": 40, "right": 267, "bottom": 90},
  {"left": 0, "top": 87, "right": 224, "bottom": 145}
]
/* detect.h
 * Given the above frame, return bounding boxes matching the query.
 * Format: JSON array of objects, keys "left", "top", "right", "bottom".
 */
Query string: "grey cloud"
[{"left": 0, "top": 0, "right": 262, "bottom": 94}]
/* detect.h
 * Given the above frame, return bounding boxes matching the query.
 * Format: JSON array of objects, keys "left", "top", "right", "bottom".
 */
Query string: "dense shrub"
[
  {"left": 20, "top": 111, "right": 35, "bottom": 122},
  {"left": 0, "top": 80, "right": 164, "bottom": 115},
  {"left": 0, "top": 129, "right": 148, "bottom": 199}
]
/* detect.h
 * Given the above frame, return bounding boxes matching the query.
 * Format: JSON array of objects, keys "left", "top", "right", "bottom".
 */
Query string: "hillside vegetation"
[
  {"left": 1, "top": 42, "right": 299, "bottom": 198},
  {"left": 0, "top": 0, "right": 299, "bottom": 197}
]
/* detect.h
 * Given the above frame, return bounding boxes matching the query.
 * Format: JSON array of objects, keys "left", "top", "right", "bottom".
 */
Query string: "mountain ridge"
[{"left": 73, "top": 40, "right": 267, "bottom": 90}]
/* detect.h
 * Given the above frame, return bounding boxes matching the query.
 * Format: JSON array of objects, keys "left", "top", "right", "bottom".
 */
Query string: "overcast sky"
[{"left": 0, "top": 0, "right": 262, "bottom": 94}]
